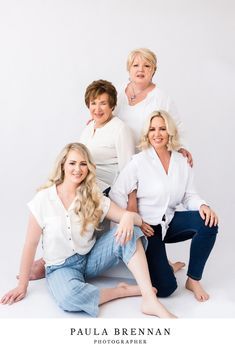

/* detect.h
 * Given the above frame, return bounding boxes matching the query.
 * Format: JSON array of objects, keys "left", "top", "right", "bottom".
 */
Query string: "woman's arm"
[
  {"left": 182, "top": 166, "right": 218, "bottom": 226},
  {"left": 105, "top": 201, "right": 142, "bottom": 245},
  {"left": 182, "top": 165, "right": 207, "bottom": 211},
  {"left": 115, "top": 124, "right": 135, "bottom": 172},
  {"left": 126, "top": 190, "right": 138, "bottom": 212},
  {"left": 109, "top": 159, "right": 138, "bottom": 209},
  {"left": 1, "top": 214, "right": 42, "bottom": 305}
]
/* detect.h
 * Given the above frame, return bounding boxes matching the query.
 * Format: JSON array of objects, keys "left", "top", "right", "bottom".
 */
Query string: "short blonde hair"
[
  {"left": 127, "top": 48, "right": 157, "bottom": 76},
  {"left": 39, "top": 143, "right": 103, "bottom": 234},
  {"left": 138, "top": 110, "right": 181, "bottom": 151}
]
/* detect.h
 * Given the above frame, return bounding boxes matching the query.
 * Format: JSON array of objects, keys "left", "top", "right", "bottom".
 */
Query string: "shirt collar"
[
  {"left": 48, "top": 184, "right": 76, "bottom": 211},
  {"left": 146, "top": 146, "right": 176, "bottom": 163},
  {"left": 146, "top": 145, "right": 159, "bottom": 161},
  {"left": 48, "top": 184, "right": 58, "bottom": 201}
]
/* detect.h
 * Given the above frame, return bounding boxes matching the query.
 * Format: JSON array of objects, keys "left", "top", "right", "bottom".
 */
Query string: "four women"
[{"left": 1, "top": 48, "right": 218, "bottom": 317}]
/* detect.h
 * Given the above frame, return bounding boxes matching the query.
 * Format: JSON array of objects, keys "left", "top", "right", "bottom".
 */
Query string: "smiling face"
[
  {"left": 63, "top": 149, "right": 89, "bottom": 186},
  {"left": 148, "top": 116, "right": 169, "bottom": 151},
  {"left": 89, "top": 93, "right": 113, "bottom": 128},
  {"left": 129, "top": 55, "right": 155, "bottom": 85}
]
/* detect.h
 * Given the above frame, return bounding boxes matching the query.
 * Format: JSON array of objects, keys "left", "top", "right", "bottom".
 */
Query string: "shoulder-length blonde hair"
[
  {"left": 39, "top": 142, "right": 103, "bottom": 234},
  {"left": 138, "top": 110, "right": 181, "bottom": 151},
  {"left": 127, "top": 48, "right": 157, "bottom": 76}
]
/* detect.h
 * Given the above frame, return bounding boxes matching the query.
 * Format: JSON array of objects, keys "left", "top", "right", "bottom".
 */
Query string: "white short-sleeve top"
[
  {"left": 27, "top": 185, "right": 110, "bottom": 266},
  {"left": 79, "top": 116, "right": 135, "bottom": 191}
]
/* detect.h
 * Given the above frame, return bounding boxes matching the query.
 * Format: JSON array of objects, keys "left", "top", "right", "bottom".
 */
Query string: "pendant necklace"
[{"left": 130, "top": 82, "right": 152, "bottom": 102}]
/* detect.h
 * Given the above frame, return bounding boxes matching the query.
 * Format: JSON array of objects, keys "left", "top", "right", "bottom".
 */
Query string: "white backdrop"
[{"left": 0, "top": 0, "right": 234, "bottom": 301}]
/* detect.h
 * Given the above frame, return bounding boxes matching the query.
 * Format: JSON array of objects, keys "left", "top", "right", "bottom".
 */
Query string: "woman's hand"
[
  {"left": 199, "top": 205, "right": 218, "bottom": 227},
  {"left": 178, "top": 148, "right": 193, "bottom": 167},
  {"left": 115, "top": 211, "right": 135, "bottom": 245},
  {"left": 141, "top": 221, "right": 154, "bottom": 237},
  {"left": 1, "top": 285, "right": 27, "bottom": 305}
]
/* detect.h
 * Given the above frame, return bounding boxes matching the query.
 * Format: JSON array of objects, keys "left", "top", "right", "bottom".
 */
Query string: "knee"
[{"left": 201, "top": 222, "right": 218, "bottom": 236}]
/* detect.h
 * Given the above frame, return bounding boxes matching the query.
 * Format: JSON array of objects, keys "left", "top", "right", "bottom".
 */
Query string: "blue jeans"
[
  {"left": 45, "top": 226, "right": 146, "bottom": 317},
  {"left": 146, "top": 211, "right": 218, "bottom": 297}
]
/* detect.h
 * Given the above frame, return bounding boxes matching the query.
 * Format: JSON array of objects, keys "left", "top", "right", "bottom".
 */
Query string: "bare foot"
[
  {"left": 185, "top": 277, "right": 209, "bottom": 302},
  {"left": 141, "top": 295, "right": 177, "bottom": 318},
  {"left": 169, "top": 261, "right": 185, "bottom": 273},
  {"left": 16, "top": 258, "right": 45, "bottom": 281},
  {"left": 117, "top": 282, "right": 157, "bottom": 297}
]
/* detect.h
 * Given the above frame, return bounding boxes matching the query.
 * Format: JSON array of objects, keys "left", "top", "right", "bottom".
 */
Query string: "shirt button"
[
  {"left": 68, "top": 227, "right": 70, "bottom": 229},
  {"left": 69, "top": 238, "right": 71, "bottom": 240}
]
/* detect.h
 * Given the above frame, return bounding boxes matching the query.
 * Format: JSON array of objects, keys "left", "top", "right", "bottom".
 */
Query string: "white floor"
[{"left": 1, "top": 242, "right": 234, "bottom": 319}]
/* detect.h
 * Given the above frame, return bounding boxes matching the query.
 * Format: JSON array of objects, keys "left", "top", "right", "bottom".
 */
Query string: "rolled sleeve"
[
  {"left": 115, "top": 123, "right": 135, "bottom": 172},
  {"left": 110, "top": 158, "right": 138, "bottom": 209},
  {"left": 27, "top": 192, "right": 44, "bottom": 228}
]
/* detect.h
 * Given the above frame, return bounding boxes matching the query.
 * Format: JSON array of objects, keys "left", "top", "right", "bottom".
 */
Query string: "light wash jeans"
[{"left": 46, "top": 226, "right": 146, "bottom": 317}]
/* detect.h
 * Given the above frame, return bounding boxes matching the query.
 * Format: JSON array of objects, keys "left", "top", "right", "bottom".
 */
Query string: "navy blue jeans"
[{"left": 146, "top": 211, "right": 218, "bottom": 298}]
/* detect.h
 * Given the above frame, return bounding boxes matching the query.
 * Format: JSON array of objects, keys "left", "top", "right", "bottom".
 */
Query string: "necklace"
[{"left": 130, "top": 82, "right": 152, "bottom": 102}]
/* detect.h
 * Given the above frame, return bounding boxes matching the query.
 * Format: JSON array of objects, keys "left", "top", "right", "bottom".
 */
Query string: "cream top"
[
  {"left": 79, "top": 116, "right": 135, "bottom": 191},
  {"left": 28, "top": 185, "right": 111, "bottom": 266}
]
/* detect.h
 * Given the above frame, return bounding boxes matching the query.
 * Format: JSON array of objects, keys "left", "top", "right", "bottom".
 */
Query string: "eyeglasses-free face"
[
  {"left": 89, "top": 93, "right": 113, "bottom": 128},
  {"left": 148, "top": 116, "right": 169, "bottom": 151}
]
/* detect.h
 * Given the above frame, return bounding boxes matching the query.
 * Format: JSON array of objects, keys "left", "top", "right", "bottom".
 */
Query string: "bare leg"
[
  {"left": 127, "top": 239, "right": 177, "bottom": 318},
  {"left": 99, "top": 282, "right": 141, "bottom": 305},
  {"left": 169, "top": 261, "right": 185, "bottom": 273},
  {"left": 185, "top": 277, "right": 209, "bottom": 301},
  {"left": 99, "top": 282, "right": 157, "bottom": 305},
  {"left": 17, "top": 258, "right": 45, "bottom": 281}
]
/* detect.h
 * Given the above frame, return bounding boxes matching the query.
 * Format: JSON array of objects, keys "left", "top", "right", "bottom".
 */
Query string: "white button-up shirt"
[
  {"left": 28, "top": 185, "right": 110, "bottom": 266},
  {"left": 110, "top": 147, "right": 206, "bottom": 236},
  {"left": 79, "top": 116, "right": 135, "bottom": 191}
]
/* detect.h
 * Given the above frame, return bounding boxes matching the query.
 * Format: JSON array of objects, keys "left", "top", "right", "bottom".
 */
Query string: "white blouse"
[
  {"left": 79, "top": 116, "right": 135, "bottom": 191},
  {"left": 28, "top": 185, "right": 111, "bottom": 266},
  {"left": 109, "top": 147, "right": 206, "bottom": 235},
  {"left": 115, "top": 84, "right": 184, "bottom": 147}
]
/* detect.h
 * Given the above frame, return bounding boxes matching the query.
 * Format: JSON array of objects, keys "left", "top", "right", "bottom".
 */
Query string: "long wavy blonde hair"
[{"left": 39, "top": 143, "right": 103, "bottom": 234}]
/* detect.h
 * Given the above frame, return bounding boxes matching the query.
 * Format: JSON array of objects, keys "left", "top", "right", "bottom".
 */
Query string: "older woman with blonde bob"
[
  {"left": 115, "top": 48, "right": 192, "bottom": 165},
  {"left": 1, "top": 142, "right": 176, "bottom": 318},
  {"left": 110, "top": 111, "right": 218, "bottom": 303}
]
